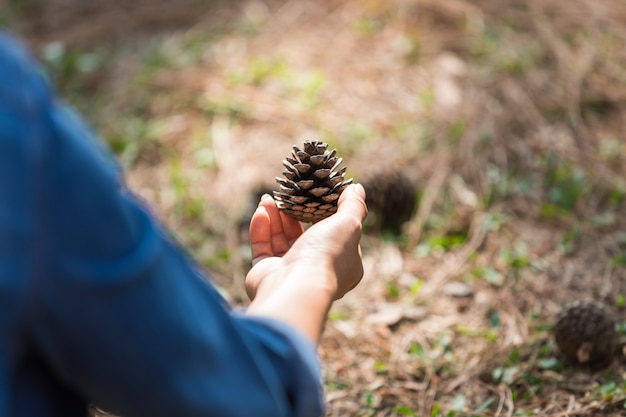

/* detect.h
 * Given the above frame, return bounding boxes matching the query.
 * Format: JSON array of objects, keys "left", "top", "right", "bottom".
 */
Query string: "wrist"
[{"left": 246, "top": 264, "right": 337, "bottom": 344}]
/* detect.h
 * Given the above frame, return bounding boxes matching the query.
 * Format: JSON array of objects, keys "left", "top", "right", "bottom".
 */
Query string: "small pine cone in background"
[
  {"left": 553, "top": 300, "right": 617, "bottom": 367},
  {"left": 274, "top": 140, "right": 352, "bottom": 223},
  {"left": 362, "top": 170, "right": 417, "bottom": 234}
]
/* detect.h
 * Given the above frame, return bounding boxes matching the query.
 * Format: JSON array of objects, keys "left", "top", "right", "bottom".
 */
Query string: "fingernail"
[
  {"left": 261, "top": 193, "right": 274, "bottom": 202},
  {"left": 353, "top": 183, "right": 366, "bottom": 198}
]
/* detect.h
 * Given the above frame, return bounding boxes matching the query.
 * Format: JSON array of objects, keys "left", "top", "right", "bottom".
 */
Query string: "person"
[{"left": 0, "top": 31, "right": 368, "bottom": 417}]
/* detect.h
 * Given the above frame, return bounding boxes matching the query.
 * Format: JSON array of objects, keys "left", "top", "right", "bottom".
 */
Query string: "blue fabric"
[{"left": 0, "top": 32, "right": 324, "bottom": 417}]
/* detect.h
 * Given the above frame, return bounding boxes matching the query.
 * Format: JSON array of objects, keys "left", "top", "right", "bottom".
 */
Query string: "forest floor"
[{"left": 6, "top": 0, "right": 626, "bottom": 415}]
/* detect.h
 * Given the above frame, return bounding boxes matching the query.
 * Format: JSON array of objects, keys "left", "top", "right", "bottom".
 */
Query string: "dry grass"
[{"left": 10, "top": 0, "right": 626, "bottom": 415}]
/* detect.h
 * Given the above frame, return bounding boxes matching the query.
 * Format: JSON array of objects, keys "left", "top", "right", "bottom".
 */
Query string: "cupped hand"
[{"left": 246, "top": 183, "right": 368, "bottom": 302}]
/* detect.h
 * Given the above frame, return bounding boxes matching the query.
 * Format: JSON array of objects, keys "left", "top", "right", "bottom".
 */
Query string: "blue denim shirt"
[{"left": 0, "top": 32, "right": 323, "bottom": 417}]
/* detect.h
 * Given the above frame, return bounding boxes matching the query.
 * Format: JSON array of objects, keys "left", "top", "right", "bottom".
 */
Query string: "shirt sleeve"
[{"left": 0, "top": 32, "right": 324, "bottom": 417}]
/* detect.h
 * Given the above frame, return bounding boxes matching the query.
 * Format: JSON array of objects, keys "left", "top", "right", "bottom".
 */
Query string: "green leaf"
[
  {"left": 410, "top": 278, "right": 424, "bottom": 295},
  {"left": 537, "top": 357, "right": 561, "bottom": 370},
  {"left": 409, "top": 342, "right": 426, "bottom": 358},
  {"left": 475, "top": 397, "right": 495, "bottom": 413},
  {"left": 598, "top": 381, "right": 617, "bottom": 396},
  {"left": 386, "top": 281, "right": 401, "bottom": 299},
  {"left": 481, "top": 266, "right": 505, "bottom": 286},
  {"left": 613, "top": 253, "right": 626, "bottom": 266},
  {"left": 396, "top": 405, "right": 416, "bottom": 416},
  {"left": 451, "top": 394, "right": 466, "bottom": 411}
]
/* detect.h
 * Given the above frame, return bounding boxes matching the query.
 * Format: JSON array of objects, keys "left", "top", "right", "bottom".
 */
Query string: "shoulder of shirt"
[
  {"left": 0, "top": 31, "right": 34, "bottom": 70},
  {"left": 0, "top": 31, "right": 53, "bottom": 101}
]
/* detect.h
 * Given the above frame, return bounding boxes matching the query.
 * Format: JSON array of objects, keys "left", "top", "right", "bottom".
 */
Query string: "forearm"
[{"left": 245, "top": 265, "right": 336, "bottom": 345}]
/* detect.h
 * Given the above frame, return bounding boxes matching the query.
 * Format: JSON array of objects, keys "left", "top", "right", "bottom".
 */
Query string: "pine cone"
[
  {"left": 554, "top": 300, "right": 617, "bottom": 366},
  {"left": 362, "top": 170, "right": 417, "bottom": 234},
  {"left": 274, "top": 140, "right": 352, "bottom": 223}
]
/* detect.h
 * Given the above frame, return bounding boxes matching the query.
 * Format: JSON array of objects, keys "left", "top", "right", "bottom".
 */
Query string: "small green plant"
[
  {"left": 455, "top": 325, "right": 498, "bottom": 343},
  {"left": 483, "top": 165, "right": 535, "bottom": 207},
  {"left": 227, "top": 56, "right": 288, "bottom": 86},
  {"left": 193, "top": 147, "right": 218, "bottom": 169},
  {"left": 345, "top": 120, "right": 377, "bottom": 145},
  {"left": 592, "top": 379, "right": 626, "bottom": 405},
  {"left": 612, "top": 253, "right": 626, "bottom": 267},
  {"left": 472, "top": 266, "right": 505, "bottom": 287},
  {"left": 541, "top": 155, "right": 585, "bottom": 216},
  {"left": 297, "top": 70, "right": 326, "bottom": 110},
  {"left": 497, "top": 242, "right": 530, "bottom": 278},
  {"left": 402, "top": 32, "right": 422, "bottom": 64},
  {"left": 409, "top": 278, "right": 424, "bottom": 295},
  {"left": 41, "top": 41, "right": 106, "bottom": 94},
  {"left": 416, "top": 232, "right": 468, "bottom": 257},
  {"left": 599, "top": 137, "right": 623, "bottom": 161},
  {"left": 395, "top": 405, "right": 417, "bottom": 416},
  {"left": 436, "top": 333, "right": 454, "bottom": 360},
  {"left": 106, "top": 116, "right": 165, "bottom": 168},
  {"left": 512, "top": 409, "right": 536, "bottom": 416},
  {"left": 168, "top": 161, "right": 206, "bottom": 223},
  {"left": 450, "top": 394, "right": 466, "bottom": 412},
  {"left": 430, "top": 403, "right": 442, "bottom": 417},
  {"left": 352, "top": 16, "right": 383, "bottom": 36},
  {"left": 386, "top": 280, "right": 401, "bottom": 299},
  {"left": 469, "top": 26, "right": 543, "bottom": 76},
  {"left": 606, "top": 184, "right": 626, "bottom": 208},
  {"left": 520, "top": 371, "right": 544, "bottom": 400},
  {"left": 325, "top": 380, "right": 349, "bottom": 391},
  {"left": 374, "top": 361, "right": 388, "bottom": 375},
  {"left": 536, "top": 357, "right": 562, "bottom": 371},
  {"left": 327, "top": 310, "right": 349, "bottom": 322},
  {"left": 408, "top": 341, "right": 426, "bottom": 358},
  {"left": 474, "top": 397, "right": 496, "bottom": 414},
  {"left": 492, "top": 365, "right": 520, "bottom": 385},
  {"left": 558, "top": 226, "right": 580, "bottom": 255},
  {"left": 483, "top": 212, "right": 506, "bottom": 231},
  {"left": 141, "top": 31, "right": 215, "bottom": 71},
  {"left": 447, "top": 120, "right": 466, "bottom": 144},
  {"left": 360, "top": 390, "right": 380, "bottom": 417}
]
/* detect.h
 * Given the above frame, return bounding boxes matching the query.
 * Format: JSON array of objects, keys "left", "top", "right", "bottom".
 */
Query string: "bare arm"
[{"left": 246, "top": 184, "right": 368, "bottom": 344}]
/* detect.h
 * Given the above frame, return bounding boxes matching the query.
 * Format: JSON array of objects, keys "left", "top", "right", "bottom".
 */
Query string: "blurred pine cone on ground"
[
  {"left": 362, "top": 170, "right": 417, "bottom": 235},
  {"left": 553, "top": 300, "right": 617, "bottom": 367},
  {"left": 274, "top": 140, "right": 352, "bottom": 223}
]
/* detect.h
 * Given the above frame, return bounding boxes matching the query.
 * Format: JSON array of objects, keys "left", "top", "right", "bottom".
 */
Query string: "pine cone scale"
[
  {"left": 309, "top": 154, "right": 326, "bottom": 165},
  {"left": 312, "top": 169, "right": 331, "bottom": 179},
  {"left": 297, "top": 180, "right": 315, "bottom": 190},
  {"left": 308, "top": 187, "right": 330, "bottom": 197},
  {"left": 320, "top": 194, "right": 339, "bottom": 203}
]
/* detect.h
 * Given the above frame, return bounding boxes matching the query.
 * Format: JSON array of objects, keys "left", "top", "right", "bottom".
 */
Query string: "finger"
[
  {"left": 279, "top": 210, "right": 304, "bottom": 243},
  {"left": 262, "top": 195, "right": 284, "bottom": 236},
  {"left": 260, "top": 194, "right": 293, "bottom": 256},
  {"left": 337, "top": 183, "right": 368, "bottom": 222},
  {"left": 249, "top": 202, "right": 273, "bottom": 265}
]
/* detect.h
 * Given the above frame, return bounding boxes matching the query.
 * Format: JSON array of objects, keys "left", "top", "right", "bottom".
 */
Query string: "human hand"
[
  {"left": 245, "top": 184, "right": 367, "bottom": 342},
  {"left": 246, "top": 183, "right": 367, "bottom": 301}
]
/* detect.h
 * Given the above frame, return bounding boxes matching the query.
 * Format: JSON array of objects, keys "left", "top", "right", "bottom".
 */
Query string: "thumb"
[{"left": 336, "top": 183, "right": 368, "bottom": 222}]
